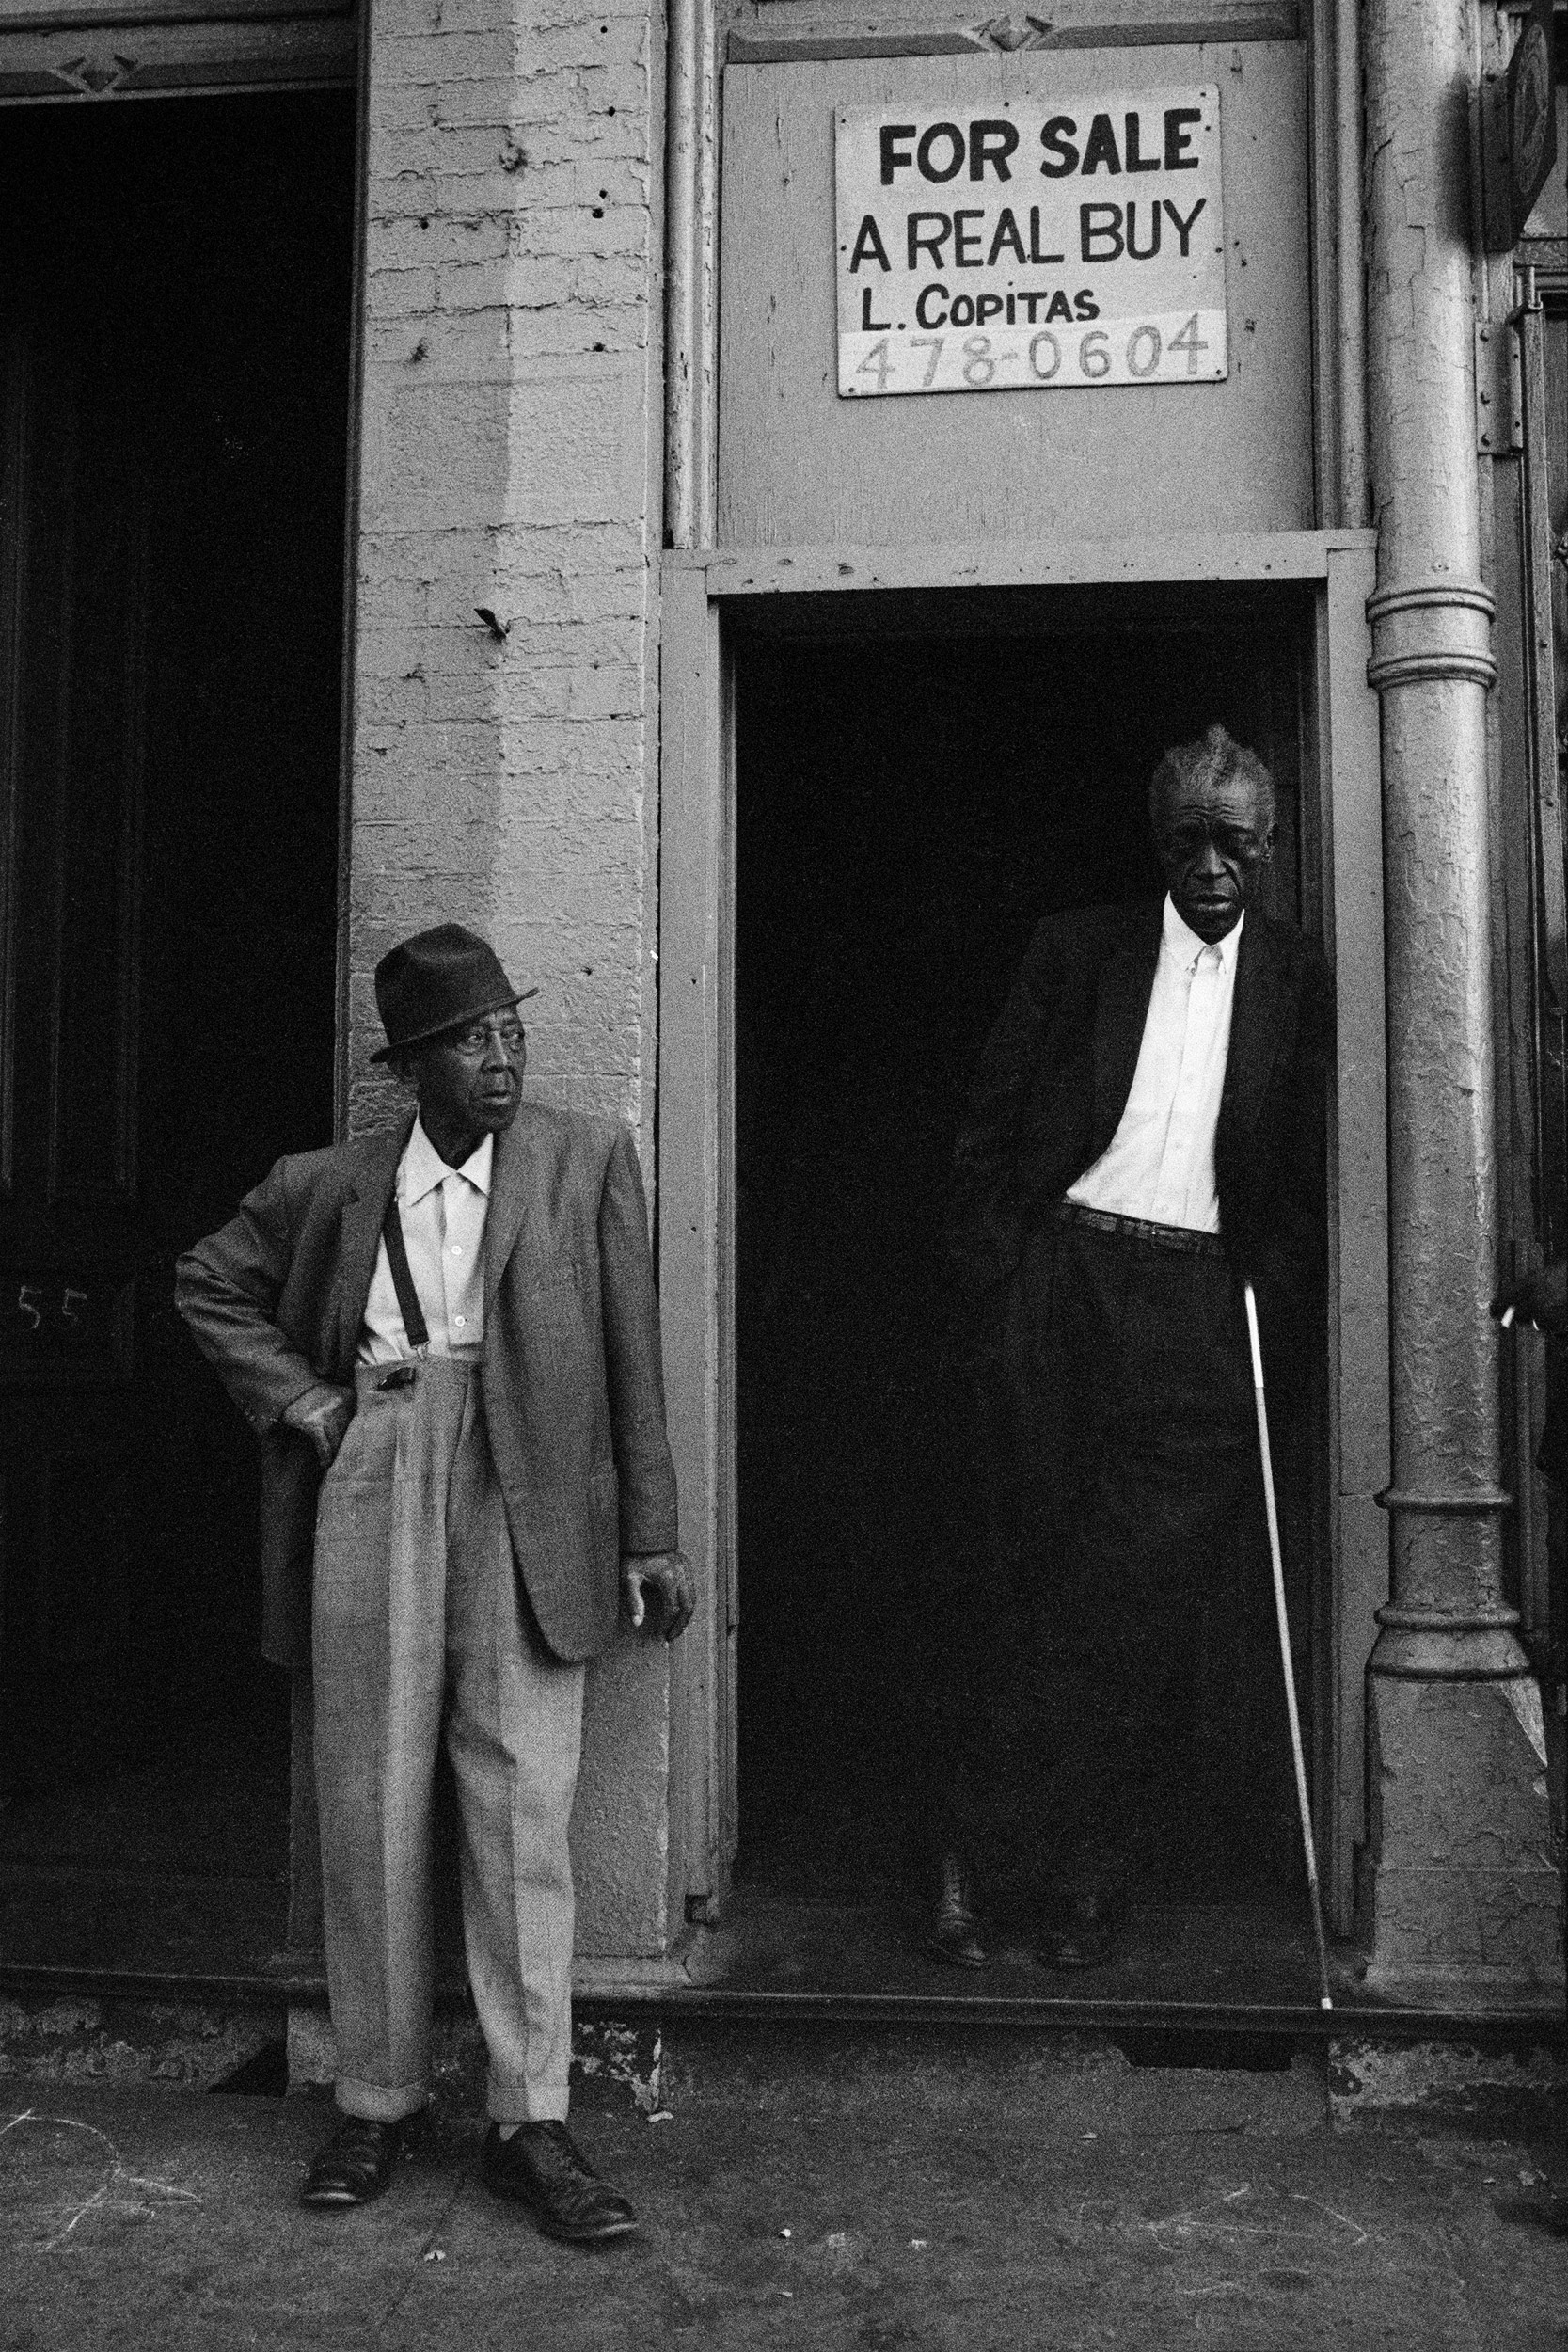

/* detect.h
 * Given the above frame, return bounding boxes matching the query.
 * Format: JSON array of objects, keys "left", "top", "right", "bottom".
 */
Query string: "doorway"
[
  {"left": 0, "top": 94, "right": 355, "bottom": 1965},
  {"left": 732, "top": 588, "right": 1323, "bottom": 1983}
]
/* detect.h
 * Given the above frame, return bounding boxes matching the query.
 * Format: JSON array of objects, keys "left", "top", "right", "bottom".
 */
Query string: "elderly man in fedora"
[{"left": 178, "top": 924, "right": 692, "bottom": 2242}]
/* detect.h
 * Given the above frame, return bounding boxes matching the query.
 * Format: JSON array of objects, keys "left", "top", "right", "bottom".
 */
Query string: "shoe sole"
[
  {"left": 300, "top": 2184, "right": 392, "bottom": 2208},
  {"left": 482, "top": 2174, "right": 640, "bottom": 2243},
  {"left": 924, "top": 1934, "right": 988, "bottom": 1970},
  {"left": 1035, "top": 1943, "right": 1115, "bottom": 1971},
  {"left": 537, "top": 2214, "right": 641, "bottom": 2246}
]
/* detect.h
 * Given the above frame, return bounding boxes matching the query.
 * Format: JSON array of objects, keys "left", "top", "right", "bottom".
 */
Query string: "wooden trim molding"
[
  {"left": 727, "top": 5, "right": 1299, "bottom": 61},
  {"left": 0, "top": 9, "right": 355, "bottom": 98},
  {"left": 674, "top": 529, "right": 1377, "bottom": 595},
  {"left": 331, "top": 0, "right": 369, "bottom": 1140},
  {"left": 0, "top": 0, "right": 345, "bottom": 27},
  {"left": 665, "top": 0, "right": 719, "bottom": 546}
]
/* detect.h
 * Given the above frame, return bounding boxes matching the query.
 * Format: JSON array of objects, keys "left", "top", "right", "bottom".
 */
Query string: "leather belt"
[{"left": 1053, "top": 1199, "right": 1227, "bottom": 1260}]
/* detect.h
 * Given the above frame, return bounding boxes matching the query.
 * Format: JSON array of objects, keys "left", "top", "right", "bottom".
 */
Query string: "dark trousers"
[{"left": 966, "top": 1206, "right": 1266, "bottom": 1899}]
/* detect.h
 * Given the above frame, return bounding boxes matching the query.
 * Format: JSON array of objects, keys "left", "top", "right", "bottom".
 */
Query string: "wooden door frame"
[
  {"left": 657, "top": 526, "right": 1388, "bottom": 1937},
  {"left": 1490, "top": 251, "right": 1568, "bottom": 1662}
]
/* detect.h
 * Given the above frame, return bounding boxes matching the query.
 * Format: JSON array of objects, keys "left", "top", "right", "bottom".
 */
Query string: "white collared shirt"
[
  {"left": 1066, "top": 897, "right": 1243, "bottom": 1233},
  {"left": 356, "top": 1119, "right": 493, "bottom": 1365}
]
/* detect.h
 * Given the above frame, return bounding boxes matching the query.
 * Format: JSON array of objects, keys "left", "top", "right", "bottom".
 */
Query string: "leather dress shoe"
[
  {"left": 299, "top": 2114, "right": 407, "bottom": 2208},
  {"left": 1036, "top": 1880, "right": 1121, "bottom": 1971},
  {"left": 481, "top": 2121, "right": 639, "bottom": 2244},
  {"left": 925, "top": 1850, "right": 987, "bottom": 1969}
]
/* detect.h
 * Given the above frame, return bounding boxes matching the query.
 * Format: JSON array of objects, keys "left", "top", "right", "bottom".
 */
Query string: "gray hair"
[{"left": 1148, "top": 723, "right": 1275, "bottom": 827}]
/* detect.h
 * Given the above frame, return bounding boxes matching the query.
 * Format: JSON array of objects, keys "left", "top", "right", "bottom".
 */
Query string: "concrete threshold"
[
  {"left": 2, "top": 1954, "right": 1563, "bottom": 2047},
  {"left": 2, "top": 1887, "right": 1562, "bottom": 2109}
]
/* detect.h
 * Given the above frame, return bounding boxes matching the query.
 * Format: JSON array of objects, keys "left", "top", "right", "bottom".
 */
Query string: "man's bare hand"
[
  {"left": 622, "top": 1551, "right": 695, "bottom": 1642},
  {"left": 1492, "top": 1262, "right": 1568, "bottom": 1337},
  {"left": 282, "top": 1383, "right": 356, "bottom": 1469}
]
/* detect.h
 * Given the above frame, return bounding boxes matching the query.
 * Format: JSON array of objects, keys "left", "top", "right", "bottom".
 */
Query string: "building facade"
[{"left": 0, "top": 0, "right": 1563, "bottom": 2029}]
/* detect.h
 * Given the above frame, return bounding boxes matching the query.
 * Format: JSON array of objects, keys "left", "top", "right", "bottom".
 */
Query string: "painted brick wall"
[
  {"left": 346, "top": 0, "right": 663, "bottom": 1146},
  {"left": 340, "top": 0, "right": 675, "bottom": 1959}
]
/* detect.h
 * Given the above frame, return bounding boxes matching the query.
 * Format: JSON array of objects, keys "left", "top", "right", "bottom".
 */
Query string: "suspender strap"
[{"left": 381, "top": 1194, "right": 430, "bottom": 1355}]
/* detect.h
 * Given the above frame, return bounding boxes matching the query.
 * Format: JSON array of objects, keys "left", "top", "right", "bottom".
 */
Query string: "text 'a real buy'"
[{"left": 846, "top": 197, "right": 1212, "bottom": 277}]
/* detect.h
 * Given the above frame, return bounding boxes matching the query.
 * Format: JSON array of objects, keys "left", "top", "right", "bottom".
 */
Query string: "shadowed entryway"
[{"left": 732, "top": 595, "right": 1322, "bottom": 1992}]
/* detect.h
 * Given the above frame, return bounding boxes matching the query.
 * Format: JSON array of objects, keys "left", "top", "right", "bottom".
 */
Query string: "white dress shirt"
[
  {"left": 1066, "top": 897, "right": 1243, "bottom": 1233},
  {"left": 357, "top": 1120, "right": 493, "bottom": 1365}
]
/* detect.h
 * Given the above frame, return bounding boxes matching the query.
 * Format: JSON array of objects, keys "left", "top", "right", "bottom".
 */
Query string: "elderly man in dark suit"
[
  {"left": 178, "top": 924, "right": 692, "bottom": 2241},
  {"left": 937, "top": 724, "right": 1331, "bottom": 1970}
]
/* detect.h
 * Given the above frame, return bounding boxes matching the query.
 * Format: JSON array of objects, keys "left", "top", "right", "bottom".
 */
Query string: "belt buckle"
[{"left": 378, "top": 1364, "right": 418, "bottom": 1391}]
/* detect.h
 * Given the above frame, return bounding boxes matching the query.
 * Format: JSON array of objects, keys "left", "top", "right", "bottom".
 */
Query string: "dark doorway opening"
[
  {"left": 0, "top": 93, "right": 355, "bottom": 1974},
  {"left": 734, "top": 589, "right": 1323, "bottom": 1995}
]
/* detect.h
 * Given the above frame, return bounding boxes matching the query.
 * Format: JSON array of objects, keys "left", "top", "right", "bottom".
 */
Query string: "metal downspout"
[{"left": 1360, "top": 0, "right": 1560, "bottom": 1995}]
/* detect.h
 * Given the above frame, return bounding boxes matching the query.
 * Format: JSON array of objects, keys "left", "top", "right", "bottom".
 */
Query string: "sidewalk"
[{"left": 3, "top": 2030, "right": 1566, "bottom": 2349}]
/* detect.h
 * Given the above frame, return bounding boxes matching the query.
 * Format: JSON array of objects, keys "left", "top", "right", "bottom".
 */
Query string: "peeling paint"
[
  {"left": 1504, "top": 1677, "right": 1548, "bottom": 1768},
  {"left": 571, "top": 2019, "right": 663, "bottom": 2111}
]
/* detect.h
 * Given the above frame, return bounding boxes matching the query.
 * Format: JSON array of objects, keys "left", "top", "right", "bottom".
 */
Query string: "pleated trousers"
[{"left": 311, "top": 1355, "right": 585, "bottom": 2124}]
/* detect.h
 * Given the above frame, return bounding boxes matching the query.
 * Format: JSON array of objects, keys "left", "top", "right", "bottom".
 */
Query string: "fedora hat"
[{"left": 372, "top": 923, "right": 538, "bottom": 1062}]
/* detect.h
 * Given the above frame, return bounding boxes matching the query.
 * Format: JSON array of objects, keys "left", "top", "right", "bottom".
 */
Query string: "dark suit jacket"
[
  {"left": 176, "top": 1102, "right": 680, "bottom": 1669},
  {"left": 949, "top": 899, "right": 1333, "bottom": 1327}
]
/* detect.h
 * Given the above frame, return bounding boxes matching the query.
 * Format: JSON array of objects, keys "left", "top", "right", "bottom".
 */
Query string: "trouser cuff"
[
  {"left": 336, "top": 2078, "right": 428, "bottom": 2122},
  {"left": 488, "top": 2081, "right": 569, "bottom": 2124}
]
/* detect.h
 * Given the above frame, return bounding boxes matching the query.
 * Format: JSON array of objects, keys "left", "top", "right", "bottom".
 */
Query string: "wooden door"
[
  {"left": 0, "top": 193, "right": 153, "bottom": 1777},
  {"left": 0, "top": 96, "right": 354, "bottom": 1802}
]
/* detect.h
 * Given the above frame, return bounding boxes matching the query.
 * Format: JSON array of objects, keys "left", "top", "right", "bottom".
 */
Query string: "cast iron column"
[{"left": 1361, "top": 0, "right": 1560, "bottom": 1997}]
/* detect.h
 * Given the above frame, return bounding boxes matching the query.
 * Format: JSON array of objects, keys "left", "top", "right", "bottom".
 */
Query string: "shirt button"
[{"left": 454, "top": 1315, "right": 467, "bottom": 1327}]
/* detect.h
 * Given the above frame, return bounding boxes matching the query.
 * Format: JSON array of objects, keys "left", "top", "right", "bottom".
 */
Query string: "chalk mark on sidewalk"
[
  {"left": 1138, "top": 2184, "right": 1374, "bottom": 2261},
  {"left": 1291, "top": 2191, "right": 1370, "bottom": 2248},
  {"left": 0, "top": 2108, "right": 203, "bottom": 2251}
]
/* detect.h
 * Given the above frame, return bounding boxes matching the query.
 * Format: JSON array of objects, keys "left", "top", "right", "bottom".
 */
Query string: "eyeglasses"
[{"left": 448, "top": 1021, "right": 528, "bottom": 1058}]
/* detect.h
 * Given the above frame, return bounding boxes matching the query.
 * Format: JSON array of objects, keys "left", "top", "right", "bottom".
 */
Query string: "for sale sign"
[{"left": 835, "top": 88, "right": 1227, "bottom": 398}]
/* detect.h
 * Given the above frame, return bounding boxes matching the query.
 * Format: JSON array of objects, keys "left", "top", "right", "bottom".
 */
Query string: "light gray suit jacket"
[{"left": 176, "top": 1102, "right": 680, "bottom": 1667}]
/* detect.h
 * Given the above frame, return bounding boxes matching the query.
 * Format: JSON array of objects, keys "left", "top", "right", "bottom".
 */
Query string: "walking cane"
[{"left": 1243, "top": 1281, "right": 1334, "bottom": 2010}]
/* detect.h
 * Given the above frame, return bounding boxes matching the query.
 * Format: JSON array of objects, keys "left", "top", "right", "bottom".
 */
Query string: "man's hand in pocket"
[{"left": 282, "top": 1383, "right": 356, "bottom": 1469}]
